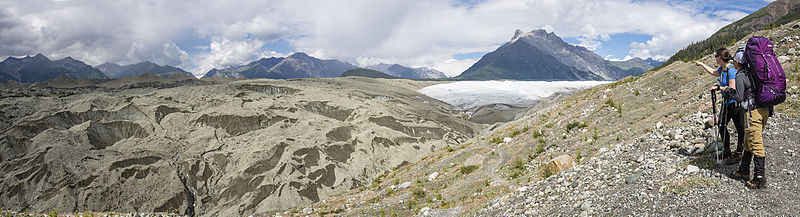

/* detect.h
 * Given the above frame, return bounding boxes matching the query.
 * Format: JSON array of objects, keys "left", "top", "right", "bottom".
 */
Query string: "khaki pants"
[{"left": 744, "top": 107, "right": 770, "bottom": 157}]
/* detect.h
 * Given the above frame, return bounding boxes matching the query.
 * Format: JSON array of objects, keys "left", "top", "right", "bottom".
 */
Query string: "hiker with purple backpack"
[
  {"left": 722, "top": 37, "right": 787, "bottom": 189},
  {"left": 694, "top": 48, "right": 746, "bottom": 164}
]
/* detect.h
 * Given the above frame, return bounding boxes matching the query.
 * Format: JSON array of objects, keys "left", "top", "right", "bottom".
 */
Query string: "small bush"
[
  {"left": 490, "top": 137, "right": 503, "bottom": 144},
  {"left": 412, "top": 187, "right": 425, "bottom": 199},
  {"left": 634, "top": 89, "right": 640, "bottom": 96},
  {"left": 604, "top": 98, "right": 616, "bottom": 108},
  {"left": 535, "top": 141, "right": 546, "bottom": 155},
  {"left": 445, "top": 145, "right": 455, "bottom": 152},
  {"left": 460, "top": 165, "right": 479, "bottom": 174},
  {"left": 538, "top": 162, "right": 557, "bottom": 179},
  {"left": 565, "top": 121, "right": 588, "bottom": 132},
  {"left": 531, "top": 130, "right": 543, "bottom": 138}
]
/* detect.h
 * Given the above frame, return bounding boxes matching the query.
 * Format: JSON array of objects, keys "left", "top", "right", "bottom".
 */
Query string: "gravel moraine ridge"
[{"left": 478, "top": 112, "right": 800, "bottom": 216}]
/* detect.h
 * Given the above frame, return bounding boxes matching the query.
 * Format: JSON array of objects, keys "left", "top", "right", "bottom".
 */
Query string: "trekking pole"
[{"left": 711, "top": 88, "right": 722, "bottom": 164}]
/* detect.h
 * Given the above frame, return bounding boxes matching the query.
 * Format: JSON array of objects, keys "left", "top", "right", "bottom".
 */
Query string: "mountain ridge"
[
  {"left": 97, "top": 61, "right": 193, "bottom": 79},
  {"left": 457, "top": 29, "right": 653, "bottom": 81},
  {"left": 0, "top": 54, "right": 107, "bottom": 82}
]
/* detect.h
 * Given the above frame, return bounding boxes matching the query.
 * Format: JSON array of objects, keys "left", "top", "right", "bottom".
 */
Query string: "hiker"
[
  {"left": 694, "top": 48, "right": 745, "bottom": 162},
  {"left": 725, "top": 37, "right": 787, "bottom": 189}
]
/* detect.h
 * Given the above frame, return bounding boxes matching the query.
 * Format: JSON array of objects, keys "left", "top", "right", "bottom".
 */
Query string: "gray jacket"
[{"left": 724, "top": 68, "right": 755, "bottom": 111}]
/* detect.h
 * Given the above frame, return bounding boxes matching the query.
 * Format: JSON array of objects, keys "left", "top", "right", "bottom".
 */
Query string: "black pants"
[{"left": 719, "top": 103, "right": 745, "bottom": 154}]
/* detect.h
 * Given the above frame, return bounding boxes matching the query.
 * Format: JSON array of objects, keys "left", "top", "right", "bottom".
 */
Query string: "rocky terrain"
[
  {"left": 283, "top": 20, "right": 799, "bottom": 217},
  {"left": 0, "top": 76, "right": 480, "bottom": 216}
]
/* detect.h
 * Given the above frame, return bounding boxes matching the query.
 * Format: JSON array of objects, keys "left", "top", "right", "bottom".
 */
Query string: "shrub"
[
  {"left": 489, "top": 137, "right": 503, "bottom": 144},
  {"left": 412, "top": 187, "right": 425, "bottom": 199},
  {"left": 531, "top": 130, "right": 543, "bottom": 138},
  {"left": 565, "top": 121, "right": 588, "bottom": 132},
  {"left": 460, "top": 165, "right": 479, "bottom": 174},
  {"left": 535, "top": 141, "right": 546, "bottom": 155}
]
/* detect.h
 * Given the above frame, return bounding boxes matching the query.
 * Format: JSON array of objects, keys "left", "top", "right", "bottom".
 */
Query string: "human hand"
[{"left": 694, "top": 61, "right": 703, "bottom": 66}]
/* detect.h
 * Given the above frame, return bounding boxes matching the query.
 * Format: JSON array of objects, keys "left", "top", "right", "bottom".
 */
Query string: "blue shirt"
[{"left": 717, "top": 63, "right": 737, "bottom": 104}]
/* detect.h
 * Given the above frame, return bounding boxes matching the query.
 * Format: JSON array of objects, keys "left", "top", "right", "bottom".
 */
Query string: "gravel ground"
[{"left": 478, "top": 112, "right": 800, "bottom": 216}]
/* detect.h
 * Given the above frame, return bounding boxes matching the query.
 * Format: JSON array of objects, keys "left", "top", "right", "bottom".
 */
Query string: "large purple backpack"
[{"left": 744, "top": 36, "right": 787, "bottom": 107}]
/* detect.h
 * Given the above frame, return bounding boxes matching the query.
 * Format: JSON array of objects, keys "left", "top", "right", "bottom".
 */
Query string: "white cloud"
[
  {"left": 433, "top": 58, "right": 482, "bottom": 77},
  {"left": 0, "top": 0, "right": 765, "bottom": 77},
  {"left": 191, "top": 38, "right": 286, "bottom": 77}
]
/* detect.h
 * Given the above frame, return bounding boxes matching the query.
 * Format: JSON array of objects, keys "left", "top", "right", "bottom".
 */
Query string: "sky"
[{"left": 0, "top": 0, "right": 776, "bottom": 77}]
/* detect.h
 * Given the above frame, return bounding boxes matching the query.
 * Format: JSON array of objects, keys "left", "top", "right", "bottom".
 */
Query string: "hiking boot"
[
  {"left": 736, "top": 151, "right": 753, "bottom": 176},
  {"left": 729, "top": 171, "right": 749, "bottom": 180},
  {"left": 747, "top": 156, "right": 766, "bottom": 189},
  {"left": 746, "top": 176, "right": 766, "bottom": 189}
]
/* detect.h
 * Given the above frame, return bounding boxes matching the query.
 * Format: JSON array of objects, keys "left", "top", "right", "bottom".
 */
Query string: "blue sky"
[{"left": 0, "top": 0, "right": 776, "bottom": 77}]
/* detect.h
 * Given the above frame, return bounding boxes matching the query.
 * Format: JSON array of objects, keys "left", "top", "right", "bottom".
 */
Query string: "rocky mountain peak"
[{"left": 288, "top": 52, "right": 313, "bottom": 60}]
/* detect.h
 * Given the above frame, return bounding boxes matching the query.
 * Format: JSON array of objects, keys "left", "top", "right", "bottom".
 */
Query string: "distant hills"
[
  {"left": 0, "top": 54, "right": 107, "bottom": 82},
  {"left": 341, "top": 68, "right": 399, "bottom": 79},
  {"left": 202, "top": 52, "right": 356, "bottom": 79},
  {"left": 365, "top": 63, "right": 446, "bottom": 79},
  {"left": 97, "top": 61, "right": 193, "bottom": 79},
  {"left": 456, "top": 29, "right": 658, "bottom": 81}
]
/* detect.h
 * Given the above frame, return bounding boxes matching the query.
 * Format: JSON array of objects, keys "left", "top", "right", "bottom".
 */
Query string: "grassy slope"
[{"left": 279, "top": 23, "right": 800, "bottom": 217}]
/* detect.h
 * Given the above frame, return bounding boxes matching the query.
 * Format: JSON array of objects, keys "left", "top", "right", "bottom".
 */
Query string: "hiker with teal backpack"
[
  {"left": 725, "top": 37, "right": 787, "bottom": 189},
  {"left": 694, "top": 48, "right": 746, "bottom": 164}
]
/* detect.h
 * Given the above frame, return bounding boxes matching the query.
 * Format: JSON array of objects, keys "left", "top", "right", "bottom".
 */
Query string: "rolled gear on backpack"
[{"left": 743, "top": 36, "right": 787, "bottom": 107}]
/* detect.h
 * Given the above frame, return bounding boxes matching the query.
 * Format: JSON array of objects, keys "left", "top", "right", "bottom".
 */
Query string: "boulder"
[
  {"left": 427, "top": 172, "right": 439, "bottom": 182},
  {"left": 541, "top": 155, "right": 575, "bottom": 177},
  {"left": 686, "top": 165, "right": 700, "bottom": 174},
  {"left": 778, "top": 56, "right": 791, "bottom": 63},
  {"left": 398, "top": 181, "right": 412, "bottom": 189}
]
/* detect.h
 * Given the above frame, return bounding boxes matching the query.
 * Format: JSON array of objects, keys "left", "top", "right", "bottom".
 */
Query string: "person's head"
[
  {"left": 715, "top": 47, "right": 732, "bottom": 66},
  {"left": 733, "top": 50, "right": 745, "bottom": 70}
]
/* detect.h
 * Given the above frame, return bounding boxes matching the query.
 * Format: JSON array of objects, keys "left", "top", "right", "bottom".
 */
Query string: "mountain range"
[
  {"left": 365, "top": 63, "right": 447, "bottom": 79},
  {"left": 456, "top": 29, "right": 657, "bottom": 81},
  {"left": 202, "top": 53, "right": 356, "bottom": 79},
  {"left": 0, "top": 54, "right": 107, "bottom": 82},
  {"left": 2, "top": 32, "right": 663, "bottom": 83},
  {"left": 97, "top": 61, "right": 193, "bottom": 79}
]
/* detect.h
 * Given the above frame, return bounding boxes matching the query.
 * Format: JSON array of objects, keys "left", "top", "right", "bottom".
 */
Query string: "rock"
[
  {"left": 666, "top": 168, "right": 677, "bottom": 176},
  {"left": 778, "top": 56, "right": 791, "bottom": 63},
  {"left": 418, "top": 207, "right": 431, "bottom": 216},
  {"left": 542, "top": 155, "right": 576, "bottom": 177},
  {"left": 464, "top": 154, "right": 486, "bottom": 167},
  {"left": 517, "top": 186, "right": 528, "bottom": 192},
  {"left": 692, "top": 147, "right": 705, "bottom": 155},
  {"left": 625, "top": 172, "right": 643, "bottom": 184},
  {"left": 686, "top": 165, "right": 700, "bottom": 174},
  {"left": 581, "top": 201, "right": 592, "bottom": 210},
  {"left": 398, "top": 181, "right": 412, "bottom": 189},
  {"left": 793, "top": 21, "right": 800, "bottom": 29},
  {"left": 790, "top": 48, "right": 797, "bottom": 55},
  {"left": 390, "top": 185, "right": 397, "bottom": 189},
  {"left": 656, "top": 122, "right": 663, "bottom": 129},
  {"left": 503, "top": 137, "right": 512, "bottom": 143},
  {"left": 427, "top": 172, "right": 439, "bottom": 182}
]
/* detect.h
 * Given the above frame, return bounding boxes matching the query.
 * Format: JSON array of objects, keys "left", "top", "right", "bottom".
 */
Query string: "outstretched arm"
[{"left": 694, "top": 61, "right": 718, "bottom": 76}]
